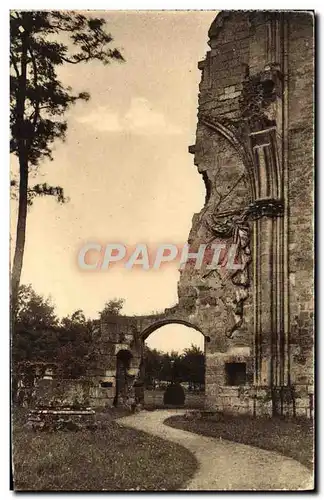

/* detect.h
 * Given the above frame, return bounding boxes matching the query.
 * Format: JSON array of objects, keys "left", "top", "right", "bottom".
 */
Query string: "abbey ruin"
[{"left": 28, "top": 11, "right": 314, "bottom": 419}]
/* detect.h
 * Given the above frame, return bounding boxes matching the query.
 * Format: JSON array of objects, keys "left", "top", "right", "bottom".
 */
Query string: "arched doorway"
[
  {"left": 113, "top": 349, "right": 134, "bottom": 407},
  {"left": 141, "top": 321, "right": 208, "bottom": 409}
]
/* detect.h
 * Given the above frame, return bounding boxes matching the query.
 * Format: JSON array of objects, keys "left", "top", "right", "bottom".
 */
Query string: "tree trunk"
[
  {"left": 11, "top": 156, "right": 29, "bottom": 316},
  {"left": 11, "top": 28, "right": 29, "bottom": 319}
]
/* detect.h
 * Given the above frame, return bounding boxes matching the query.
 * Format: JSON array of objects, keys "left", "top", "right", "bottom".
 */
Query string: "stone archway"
[
  {"left": 140, "top": 318, "right": 210, "bottom": 343},
  {"left": 140, "top": 319, "right": 209, "bottom": 408}
]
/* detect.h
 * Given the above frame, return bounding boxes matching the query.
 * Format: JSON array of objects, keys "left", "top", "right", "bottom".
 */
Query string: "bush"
[{"left": 163, "top": 383, "right": 185, "bottom": 406}]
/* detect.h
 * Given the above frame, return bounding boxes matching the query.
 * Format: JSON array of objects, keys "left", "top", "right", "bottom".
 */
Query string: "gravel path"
[{"left": 118, "top": 410, "right": 313, "bottom": 491}]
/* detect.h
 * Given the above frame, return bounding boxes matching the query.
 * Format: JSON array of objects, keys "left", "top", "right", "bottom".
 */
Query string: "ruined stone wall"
[
  {"left": 79, "top": 12, "right": 314, "bottom": 417},
  {"left": 95, "top": 313, "right": 208, "bottom": 409},
  {"left": 34, "top": 378, "right": 94, "bottom": 407},
  {"left": 185, "top": 12, "right": 257, "bottom": 411},
  {"left": 89, "top": 315, "right": 142, "bottom": 408},
  {"left": 286, "top": 13, "right": 314, "bottom": 401},
  {"left": 179, "top": 11, "right": 314, "bottom": 416}
]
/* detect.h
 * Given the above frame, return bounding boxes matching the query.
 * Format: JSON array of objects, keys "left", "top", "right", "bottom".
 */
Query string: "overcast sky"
[{"left": 11, "top": 10, "right": 218, "bottom": 353}]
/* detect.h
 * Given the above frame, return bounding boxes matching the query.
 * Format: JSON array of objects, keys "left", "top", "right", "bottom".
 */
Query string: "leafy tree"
[
  {"left": 57, "top": 310, "right": 95, "bottom": 378},
  {"left": 143, "top": 344, "right": 205, "bottom": 390},
  {"left": 10, "top": 10, "right": 124, "bottom": 313},
  {"left": 15, "top": 283, "right": 58, "bottom": 329},
  {"left": 12, "top": 285, "right": 60, "bottom": 373},
  {"left": 181, "top": 344, "right": 205, "bottom": 390},
  {"left": 153, "top": 351, "right": 181, "bottom": 384},
  {"left": 99, "top": 298, "right": 125, "bottom": 318},
  {"left": 143, "top": 346, "right": 163, "bottom": 388},
  {"left": 60, "top": 309, "right": 86, "bottom": 332},
  {"left": 12, "top": 292, "right": 97, "bottom": 403},
  {"left": 183, "top": 344, "right": 204, "bottom": 358},
  {"left": 12, "top": 285, "right": 95, "bottom": 378}
]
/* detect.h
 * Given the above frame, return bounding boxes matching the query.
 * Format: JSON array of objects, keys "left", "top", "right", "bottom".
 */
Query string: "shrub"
[{"left": 163, "top": 383, "right": 185, "bottom": 406}]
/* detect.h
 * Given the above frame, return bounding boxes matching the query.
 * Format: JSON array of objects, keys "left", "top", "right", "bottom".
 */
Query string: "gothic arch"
[
  {"left": 140, "top": 318, "right": 210, "bottom": 343},
  {"left": 199, "top": 115, "right": 256, "bottom": 201}
]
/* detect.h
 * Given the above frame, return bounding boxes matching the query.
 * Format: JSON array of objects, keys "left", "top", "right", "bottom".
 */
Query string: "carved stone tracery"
[
  {"left": 239, "top": 67, "right": 282, "bottom": 132},
  {"left": 196, "top": 54, "right": 285, "bottom": 344},
  {"left": 203, "top": 208, "right": 252, "bottom": 338}
]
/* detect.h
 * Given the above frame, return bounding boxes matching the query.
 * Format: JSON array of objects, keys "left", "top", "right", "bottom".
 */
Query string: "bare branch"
[{"left": 61, "top": 56, "right": 90, "bottom": 64}]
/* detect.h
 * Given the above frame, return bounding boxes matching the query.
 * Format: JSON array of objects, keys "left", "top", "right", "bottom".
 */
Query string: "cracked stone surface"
[{"left": 118, "top": 410, "right": 313, "bottom": 491}]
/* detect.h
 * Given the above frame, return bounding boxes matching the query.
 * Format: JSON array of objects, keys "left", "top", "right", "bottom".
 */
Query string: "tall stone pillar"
[{"left": 249, "top": 125, "right": 285, "bottom": 413}]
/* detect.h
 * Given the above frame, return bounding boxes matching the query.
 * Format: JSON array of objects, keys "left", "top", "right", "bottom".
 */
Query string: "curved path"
[{"left": 118, "top": 410, "right": 313, "bottom": 491}]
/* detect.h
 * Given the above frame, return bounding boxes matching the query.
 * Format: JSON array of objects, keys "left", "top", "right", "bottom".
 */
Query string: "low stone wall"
[
  {"left": 26, "top": 407, "right": 96, "bottom": 431},
  {"left": 294, "top": 385, "right": 314, "bottom": 418},
  {"left": 15, "top": 373, "right": 118, "bottom": 410},
  {"left": 34, "top": 377, "right": 120, "bottom": 409},
  {"left": 89, "top": 379, "right": 115, "bottom": 408},
  {"left": 18, "top": 371, "right": 314, "bottom": 418},
  {"left": 207, "top": 385, "right": 314, "bottom": 418},
  {"left": 25, "top": 378, "right": 98, "bottom": 431},
  {"left": 34, "top": 378, "right": 93, "bottom": 407},
  {"left": 144, "top": 390, "right": 205, "bottom": 409}
]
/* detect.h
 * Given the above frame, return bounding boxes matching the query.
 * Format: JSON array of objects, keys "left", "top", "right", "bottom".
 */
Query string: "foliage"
[
  {"left": 12, "top": 285, "right": 96, "bottom": 379},
  {"left": 10, "top": 10, "right": 124, "bottom": 169},
  {"left": 163, "top": 383, "right": 185, "bottom": 406},
  {"left": 143, "top": 344, "right": 205, "bottom": 389},
  {"left": 181, "top": 345, "right": 205, "bottom": 389},
  {"left": 56, "top": 310, "right": 96, "bottom": 378},
  {"left": 12, "top": 284, "right": 60, "bottom": 365},
  {"left": 15, "top": 284, "right": 58, "bottom": 328},
  {"left": 143, "top": 346, "right": 163, "bottom": 387},
  {"left": 99, "top": 298, "right": 125, "bottom": 318},
  {"left": 12, "top": 289, "right": 129, "bottom": 385},
  {"left": 10, "top": 10, "right": 124, "bottom": 313}
]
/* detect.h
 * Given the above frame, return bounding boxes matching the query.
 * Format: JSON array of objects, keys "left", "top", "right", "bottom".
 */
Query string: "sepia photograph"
[{"left": 10, "top": 8, "right": 314, "bottom": 491}]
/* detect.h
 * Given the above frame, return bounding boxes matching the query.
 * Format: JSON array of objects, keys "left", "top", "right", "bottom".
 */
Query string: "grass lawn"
[
  {"left": 165, "top": 413, "right": 314, "bottom": 470},
  {"left": 12, "top": 409, "right": 197, "bottom": 491}
]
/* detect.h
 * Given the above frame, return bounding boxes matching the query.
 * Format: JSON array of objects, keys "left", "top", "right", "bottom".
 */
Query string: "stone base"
[
  {"left": 206, "top": 385, "right": 314, "bottom": 418},
  {"left": 26, "top": 406, "right": 96, "bottom": 431}
]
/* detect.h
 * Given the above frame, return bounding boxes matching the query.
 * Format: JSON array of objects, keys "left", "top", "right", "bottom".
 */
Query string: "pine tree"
[{"left": 10, "top": 11, "right": 124, "bottom": 314}]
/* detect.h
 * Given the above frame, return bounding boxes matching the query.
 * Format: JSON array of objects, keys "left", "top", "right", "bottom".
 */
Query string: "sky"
[{"left": 11, "top": 10, "right": 218, "bottom": 353}]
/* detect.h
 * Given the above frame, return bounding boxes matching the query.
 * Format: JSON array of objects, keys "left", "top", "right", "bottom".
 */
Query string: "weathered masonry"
[
  {"left": 91, "top": 11, "right": 314, "bottom": 416},
  {"left": 103, "top": 11, "right": 313, "bottom": 416},
  {"left": 182, "top": 10, "right": 314, "bottom": 416}
]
